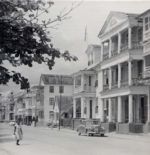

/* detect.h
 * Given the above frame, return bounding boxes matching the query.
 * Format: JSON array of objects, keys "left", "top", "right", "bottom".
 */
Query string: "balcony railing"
[
  {"left": 132, "top": 74, "right": 144, "bottom": 86},
  {"left": 84, "top": 85, "right": 96, "bottom": 93},
  {"left": 111, "top": 82, "right": 118, "bottom": 89},
  {"left": 111, "top": 49, "right": 118, "bottom": 57},
  {"left": 120, "top": 44, "right": 128, "bottom": 52},
  {"left": 103, "top": 84, "right": 109, "bottom": 91},
  {"left": 121, "top": 79, "right": 128, "bottom": 87},
  {"left": 103, "top": 53, "right": 109, "bottom": 60},
  {"left": 132, "top": 41, "right": 143, "bottom": 49}
]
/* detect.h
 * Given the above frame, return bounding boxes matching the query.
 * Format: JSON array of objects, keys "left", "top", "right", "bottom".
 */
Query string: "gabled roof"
[
  {"left": 85, "top": 44, "right": 101, "bottom": 54},
  {"left": 138, "top": 9, "right": 150, "bottom": 18},
  {"left": 40, "top": 74, "right": 73, "bottom": 85},
  {"left": 98, "top": 11, "right": 138, "bottom": 37}
]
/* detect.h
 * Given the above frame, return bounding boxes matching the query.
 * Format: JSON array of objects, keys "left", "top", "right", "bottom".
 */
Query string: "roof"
[
  {"left": 40, "top": 74, "right": 73, "bottom": 85},
  {"left": 138, "top": 9, "right": 150, "bottom": 18},
  {"left": 98, "top": 11, "right": 138, "bottom": 37},
  {"left": 85, "top": 44, "right": 101, "bottom": 54}
]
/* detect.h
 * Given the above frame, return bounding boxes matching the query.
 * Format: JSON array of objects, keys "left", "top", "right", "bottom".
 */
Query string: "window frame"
[
  {"left": 49, "top": 97, "right": 55, "bottom": 106},
  {"left": 59, "top": 85, "right": 64, "bottom": 94},
  {"left": 49, "top": 86, "right": 54, "bottom": 93},
  {"left": 145, "top": 16, "right": 149, "bottom": 31}
]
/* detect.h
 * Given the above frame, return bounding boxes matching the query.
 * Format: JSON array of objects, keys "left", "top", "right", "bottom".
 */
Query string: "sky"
[{"left": 1, "top": 0, "right": 150, "bottom": 93}]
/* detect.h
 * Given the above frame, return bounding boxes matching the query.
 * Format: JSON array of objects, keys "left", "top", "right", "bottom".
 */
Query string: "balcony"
[
  {"left": 103, "top": 53, "right": 109, "bottom": 60},
  {"left": 132, "top": 41, "right": 142, "bottom": 50},
  {"left": 111, "top": 49, "right": 118, "bottom": 57},
  {"left": 103, "top": 84, "right": 109, "bottom": 91},
  {"left": 84, "top": 85, "right": 96, "bottom": 93},
  {"left": 120, "top": 44, "right": 128, "bottom": 52},
  {"left": 121, "top": 79, "right": 128, "bottom": 87},
  {"left": 111, "top": 82, "right": 118, "bottom": 89}
]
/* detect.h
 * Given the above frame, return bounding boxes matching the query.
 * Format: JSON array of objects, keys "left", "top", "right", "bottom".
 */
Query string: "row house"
[
  {"left": 1, "top": 92, "right": 15, "bottom": 122},
  {"left": 73, "top": 45, "right": 101, "bottom": 128},
  {"left": 98, "top": 11, "right": 150, "bottom": 133},
  {"left": 39, "top": 74, "right": 73, "bottom": 126},
  {"left": 73, "top": 11, "right": 150, "bottom": 133},
  {"left": 23, "top": 86, "right": 44, "bottom": 126},
  {"left": 139, "top": 10, "right": 150, "bottom": 78}
]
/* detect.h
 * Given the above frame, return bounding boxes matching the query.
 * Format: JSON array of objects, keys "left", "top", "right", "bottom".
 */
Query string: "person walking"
[{"left": 14, "top": 120, "right": 23, "bottom": 145}]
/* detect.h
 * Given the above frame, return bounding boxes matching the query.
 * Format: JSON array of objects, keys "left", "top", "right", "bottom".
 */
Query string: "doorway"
[{"left": 89, "top": 100, "right": 93, "bottom": 119}]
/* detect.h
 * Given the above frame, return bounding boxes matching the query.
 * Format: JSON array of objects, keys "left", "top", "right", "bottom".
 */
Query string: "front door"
[
  {"left": 140, "top": 96, "right": 147, "bottom": 123},
  {"left": 89, "top": 100, "right": 92, "bottom": 119}
]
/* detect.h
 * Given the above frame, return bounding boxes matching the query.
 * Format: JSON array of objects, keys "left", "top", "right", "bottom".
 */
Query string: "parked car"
[{"left": 77, "top": 119, "right": 105, "bottom": 137}]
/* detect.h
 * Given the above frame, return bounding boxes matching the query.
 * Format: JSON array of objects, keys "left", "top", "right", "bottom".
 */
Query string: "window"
[
  {"left": 49, "top": 97, "right": 55, "bottom": 106},
  {"left": 64, "top": 113, "right": 68, "bottom": 118},
  {"left": 84, "top": 107, "right": 87, "bottom": 114},
  {"left": 145, "top": 17, "right": 149, "bottom": 31},
  {"left": 89, "top": 76, "right": 91, "bottom": 86},
  {"left": 95, "top": 106, "right": 98, "bottom": 113},
  {"left": 49, "top": 111, "right": 54, "bottom": 119},
  {"left": 59, "top": 86, "right": 64, "bottom": 93},
  {"left": 49, "top": 86, "right": 54, "bottom": 93},
  {"left": 145, "top": 55, "right": 150, "bottom": 67},
  {"left": 39, "top": 111, "right": 44, "bottom": 119}
]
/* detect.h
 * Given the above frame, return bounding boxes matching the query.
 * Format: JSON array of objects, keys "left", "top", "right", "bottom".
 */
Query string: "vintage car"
[{"left": 77, "top": 119, "right": 105, "bottom": 137}]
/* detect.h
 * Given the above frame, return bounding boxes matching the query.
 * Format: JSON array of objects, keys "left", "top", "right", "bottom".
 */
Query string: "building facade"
[
  {"left": 73, "top": 11, "right": 150, "bottom": 133},
  {"left": 73, "top": 45, "right": 101, "bottom": 128},
  {"left": 139, "top": 10, "right": 150, "bottom": 78},
  {"left": 40, "top": 74, "right": 73, "bottom": 125},
  {"left": 98, "top": 11, "right": 150, "bottom": 133},
  {"left": 23, "top": 86, "right": 44, "bottom": 126}
]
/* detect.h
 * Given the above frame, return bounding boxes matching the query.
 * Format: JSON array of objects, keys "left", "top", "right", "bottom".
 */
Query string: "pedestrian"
[{"left": 14, "top": 120, "right": 23, "bottom": 145}]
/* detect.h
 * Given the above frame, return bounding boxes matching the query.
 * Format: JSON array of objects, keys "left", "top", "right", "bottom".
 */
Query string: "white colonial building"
[
  {"left": 98, "top": 11, "right": 150, "bottom": 133},
  {"left": 40, "top": 74, "right": 73, "bottom": 125},
  {"left": 73, "top": 11, "right": 150, "bottom": 133},
  {"left": 73, "top": 45, "right": 101, "bottom": 127},
  {"left": 139, "top": 10, "right": 150, "bottom": 78}
]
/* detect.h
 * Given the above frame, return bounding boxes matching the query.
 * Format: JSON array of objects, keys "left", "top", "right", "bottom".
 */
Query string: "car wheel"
[{"left": 101, "top": 134, "right": 104, "bottom": 137}]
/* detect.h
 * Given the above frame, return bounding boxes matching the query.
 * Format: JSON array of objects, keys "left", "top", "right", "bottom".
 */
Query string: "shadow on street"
[{"left": 0, "top": 134, "right": 14, "bottom": 144}]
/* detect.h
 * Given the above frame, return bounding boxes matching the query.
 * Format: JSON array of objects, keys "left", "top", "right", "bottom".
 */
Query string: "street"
[{"left": 0, "top": 123, "right": 150, "bottom": 155}]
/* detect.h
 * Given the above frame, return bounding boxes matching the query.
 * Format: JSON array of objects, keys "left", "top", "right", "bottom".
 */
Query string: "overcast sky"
[{"left": 1, "top": 0, "right": 150, "bottom": 92}]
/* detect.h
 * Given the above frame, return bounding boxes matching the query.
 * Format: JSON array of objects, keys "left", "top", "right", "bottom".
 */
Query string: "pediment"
[{"left": 99, "top": 12, "right": 128, "bottom": 36}]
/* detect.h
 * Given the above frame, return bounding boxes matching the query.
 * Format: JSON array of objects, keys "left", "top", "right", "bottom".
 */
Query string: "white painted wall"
[{"left": 44, "top": 85, "right": 73, "bottom": 123}]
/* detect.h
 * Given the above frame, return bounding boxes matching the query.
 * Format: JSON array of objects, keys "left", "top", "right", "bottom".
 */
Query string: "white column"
[
  {"left": 118, "top": 96, "right": 122, "bottom": 123},
  {"left": 147, "top": 94, "right": 150, "bottom": 123},
  {"left": 128, "top": 60, "right": 132, "bottom": 86},
  {"left": 109, "top": 67, "right": 112, "bottom": 90},
  {"left": 118, "top": 63, "right": 121, "bottom": 88},
  {"left": 73, "top": 98, "right": 76, "bottom": 118},
  {"left": 128, "top": 27, "right": 132, "bottom": 49},
  {"left": 73, "top": 76, "right": 76, "bottom": 90},
  {"left": 109, "top": 38, "right": 112, "bottom": 58},
  {"left": 101, "top": 43, "right": 103, "bottom": 62},
  {"left": 100, "top": 98, "right": 104, "bottom": 122},
  {"left": 129, "top": 95, "right": 133, "bottom": 123},
  {"left": 81, "top": 98, "right": 84, "bottom": 118},
  {"left": 118, "top": 32, "right": 121, "bottom": 54},
  {"left": 108, "top": 98, "right": 112, "bottom": 122},
  {"left": 81, "top": 74, "right": 84, "bottom": 91}
]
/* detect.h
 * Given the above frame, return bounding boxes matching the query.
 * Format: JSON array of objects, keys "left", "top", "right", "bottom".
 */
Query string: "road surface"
[{"left": 0, "top": 123, "right": 150, "bottom": 155}]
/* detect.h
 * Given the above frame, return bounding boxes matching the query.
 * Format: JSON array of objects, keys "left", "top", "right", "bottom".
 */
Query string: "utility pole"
[{"left": 59, "top": 75, "right": 62, "bottom": 130}]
